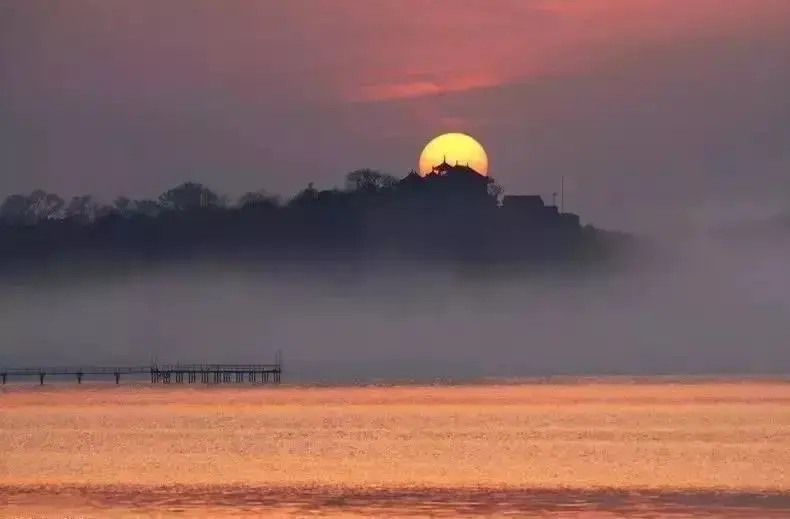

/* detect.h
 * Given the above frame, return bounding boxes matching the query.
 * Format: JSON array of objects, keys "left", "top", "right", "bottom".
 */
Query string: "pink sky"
[{"left": 2, "top": 0, "right": 789, "bottom": 230}]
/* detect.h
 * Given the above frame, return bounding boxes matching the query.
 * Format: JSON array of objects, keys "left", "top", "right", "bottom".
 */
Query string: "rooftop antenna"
[{"left": 560, "top": 175, "right": 565, "bottom": 213}]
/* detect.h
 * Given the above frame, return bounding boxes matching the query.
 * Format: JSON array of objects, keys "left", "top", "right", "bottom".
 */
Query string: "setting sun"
[{"left": 418, "top": 133, "right": 489, "bottom": 176}]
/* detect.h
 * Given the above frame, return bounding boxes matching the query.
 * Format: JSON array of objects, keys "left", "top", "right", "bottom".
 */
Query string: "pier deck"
[{"left": 1, "top": 353, "right": 282, "bottom": 385}]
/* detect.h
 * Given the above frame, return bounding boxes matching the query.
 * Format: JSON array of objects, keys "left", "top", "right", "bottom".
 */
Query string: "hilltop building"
[
  {"left": 415, "top": 160, "right": 581, "bottom": 230},
  {"left": 425, "top": 159, "right": 492, "bottom": 196},
  {"left": 429, "top": 157, "right": 482, "bottom": 178}
]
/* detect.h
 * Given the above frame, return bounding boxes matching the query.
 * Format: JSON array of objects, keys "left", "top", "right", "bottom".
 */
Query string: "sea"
[{"left": 2, "top": 380, "right": 790, "bottom": 518}]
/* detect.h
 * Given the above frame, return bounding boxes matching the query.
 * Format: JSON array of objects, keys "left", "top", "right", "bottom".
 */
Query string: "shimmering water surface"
[{"left": 2, "top": 381, "right": 790, "bottom": 517}]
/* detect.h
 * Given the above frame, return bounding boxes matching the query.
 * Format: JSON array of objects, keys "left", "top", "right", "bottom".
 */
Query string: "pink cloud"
[
  {"left": 331, "top": 0, "right": 790, "bottom": 103},
  {"left": 354, "top": 74, "right": 506, "bottom": 102},
  {"left": 16, "top": 0, "right": 786, "bottom": 108}
]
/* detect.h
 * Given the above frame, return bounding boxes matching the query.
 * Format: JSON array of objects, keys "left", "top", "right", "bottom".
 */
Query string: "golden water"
[{"left": 2, "top": 381, "right": 790, "bottom": 517}]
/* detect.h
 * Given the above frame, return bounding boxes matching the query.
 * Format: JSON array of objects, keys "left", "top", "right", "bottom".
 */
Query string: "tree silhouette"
[
  {"left": 0, "top": 194, "right": 34, "bottom": 224},
  {"left": 0, "top": 190, "right": 65, "bottom": 224},
  {"left": 159, "top": 182, "right": 219, "bottom": 211},
  {"left": 487, "top": 181, "right": 504, "bottom": 202},
  {"left": 113, "top": 196, "right": 133, "bottom": 216},
  {"left": 238, "top": 190, "right": 279, "bottom": 209},
  {"left": 31, "top": 190, "right": 66, "bottom": 220},
  {"left": 135, "top": 199, "right": 162, "bottom": 217},
  {"left": 65, "top": 195, "right": 103, "bottom": 222},
  {"left": 0, "top": 166, "right": 631, "bottom": 271},
  {"left": 345, "top": 169, "right": 398, "bottom": 192}
]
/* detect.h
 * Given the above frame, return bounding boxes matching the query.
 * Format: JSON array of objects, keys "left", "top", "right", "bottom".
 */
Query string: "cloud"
[
  {"left": 353, "top": 74, "right": 506, "bottom": 103},
  {"left": 336, "top": 0, "right": 790, "bottom": 105}
]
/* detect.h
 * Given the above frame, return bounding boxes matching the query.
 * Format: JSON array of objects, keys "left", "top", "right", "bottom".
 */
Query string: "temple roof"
[{"left": 431, "top": 160, "right": 484, "bottom": 178}]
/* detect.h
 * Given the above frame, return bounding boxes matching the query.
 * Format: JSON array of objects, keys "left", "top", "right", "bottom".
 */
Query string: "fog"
[{"left": 1, "top": 210, "right": 789, "bottom": 384}]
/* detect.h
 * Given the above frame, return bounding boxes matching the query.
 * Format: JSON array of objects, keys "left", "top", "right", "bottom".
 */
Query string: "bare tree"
[
  {"left": 113, "top": 196, "right": 132, "bottom": 215},
  {"left": 487, "top": 179, "right": 504, "bottom": 203},
  {"left": 159, "top": 182, "right": 219, "bottom": 211},
  {"left": 64, "top": 195, "right": 100, "bottom": 222},
  {"left": 238, "top": 190, "right": 279, "bottom": 209},
  {"left": 345, "top": 169, "right": 398, "bottom": 192},
  {"left": 0, "top": 191, "right": 64, "bottom": 223},
  {"left": 29, "top": 190, "right": 65, "bottom": 220}
]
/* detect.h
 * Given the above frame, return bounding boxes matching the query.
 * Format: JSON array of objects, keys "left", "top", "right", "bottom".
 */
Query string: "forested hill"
[{"left": 0, "top": 168, "right": 634, "bottom": 273}]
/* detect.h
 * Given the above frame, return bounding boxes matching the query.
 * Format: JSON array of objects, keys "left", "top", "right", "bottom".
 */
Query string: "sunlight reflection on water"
[{"left": 2, "top": 381, "right": 790, "bottom": 517}]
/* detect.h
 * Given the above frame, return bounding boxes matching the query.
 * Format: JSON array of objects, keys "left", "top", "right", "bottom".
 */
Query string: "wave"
[{"left": 4, "top": 483, "right": 790, "bottom": 517}]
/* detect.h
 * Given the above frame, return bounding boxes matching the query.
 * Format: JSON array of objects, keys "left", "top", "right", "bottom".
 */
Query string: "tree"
[
  {"left": 134, "top": 199, "right": 161, "bottom": 217},
  {"left": 216, "top": 194, "right": 231, "bottom": 209},
  {"left": 487, "top": 179, "right": 504, "bottom": 202},
  {"left": 94, "top": 202, "right": 114, "bottom": 220},
  {"left": 0, "top": 194, "right": 34, "bottom": 224},
  {"left": 159, "top": 182, "right": 219, "bottom": 211},
  {"left": 113, "top": 196, "right": 132, "bottom": 215},
  {"left": 345, "top": 169, "right": 397, "bottom": 192},
  {"left": 29, "top": 190, "right": 65, "bottom": 220},
  {"left": 64, "top": 195, "right": 100, "bottom": 222},
  {"left": 0, "top": 190, "right": 64, "bottom": 223},
  {"left": 290, "top": 182, "right": 319, "bottom": 206},
  {"left": 238, "top": 190, "right": 279, "bottom": 209}
]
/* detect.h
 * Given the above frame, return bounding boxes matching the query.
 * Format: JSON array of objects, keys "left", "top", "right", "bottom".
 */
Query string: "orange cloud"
[
  {"left": 354, "top": 74, "right": 505, "bottom": 103},
  {"left": 34, "top": 0, "right": 788, "bottom": 109},
  {"left": 330, "top": 0, "right": 789, "bottom": 104}
]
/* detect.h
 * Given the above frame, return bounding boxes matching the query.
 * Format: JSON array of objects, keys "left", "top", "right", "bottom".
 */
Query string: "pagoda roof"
[{"left": 431, "top": 160, "right": 484, "bottom": 178}]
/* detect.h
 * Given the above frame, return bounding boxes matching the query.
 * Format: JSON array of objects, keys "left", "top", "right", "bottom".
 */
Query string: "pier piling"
[{"left": 0, "top": 353, "right": 282, "bottom": 386}]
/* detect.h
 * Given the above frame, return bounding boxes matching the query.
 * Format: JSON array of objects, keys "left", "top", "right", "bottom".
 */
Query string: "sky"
[{"left": 2, "top": 0, "right": 789, "bottom": 232}]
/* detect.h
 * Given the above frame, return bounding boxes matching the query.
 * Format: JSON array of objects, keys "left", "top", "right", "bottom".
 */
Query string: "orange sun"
[{"left": 418, "top": 133, "right": 489, "bottom": 176}]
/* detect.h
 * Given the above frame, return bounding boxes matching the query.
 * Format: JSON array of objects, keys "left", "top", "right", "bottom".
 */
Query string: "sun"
[{"left": 418, "top": 133, "right": 489, "bottom": 176}]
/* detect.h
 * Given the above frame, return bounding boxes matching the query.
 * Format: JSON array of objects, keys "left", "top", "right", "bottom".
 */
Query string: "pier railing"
[{"left": 1, "top": 352, "right": 283, "bottom": 386}]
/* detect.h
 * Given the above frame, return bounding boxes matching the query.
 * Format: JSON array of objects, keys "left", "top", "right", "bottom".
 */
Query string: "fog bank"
[{"left": 1, "top": 220, "right": 789, "bottom": 382}]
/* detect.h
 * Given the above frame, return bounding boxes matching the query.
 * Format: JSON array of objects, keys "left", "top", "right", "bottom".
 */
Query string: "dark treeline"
[{"left": 0, "top": 163, "right": 632, "bottom": 274}]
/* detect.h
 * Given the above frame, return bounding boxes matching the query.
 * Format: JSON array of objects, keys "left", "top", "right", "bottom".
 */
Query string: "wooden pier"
[{"left": 0, "top": 352, "right": 282, "bottom": 386}]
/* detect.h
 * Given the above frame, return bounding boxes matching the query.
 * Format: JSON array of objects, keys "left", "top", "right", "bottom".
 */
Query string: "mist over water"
[{"left": 2, "top": 205, "right": 789, "bottom": 382}]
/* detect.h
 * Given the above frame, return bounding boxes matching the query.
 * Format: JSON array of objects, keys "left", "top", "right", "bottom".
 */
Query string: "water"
[{"left": 2, "top": 381, "right": 790, "bottom": 517}]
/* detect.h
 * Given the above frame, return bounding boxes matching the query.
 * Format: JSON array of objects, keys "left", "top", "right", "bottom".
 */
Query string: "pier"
[{"left": 1, "top": 352, "right": 282, "bottom": 386}]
